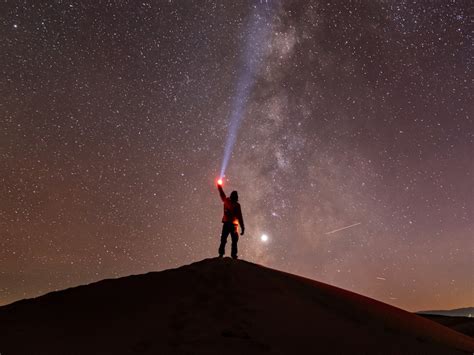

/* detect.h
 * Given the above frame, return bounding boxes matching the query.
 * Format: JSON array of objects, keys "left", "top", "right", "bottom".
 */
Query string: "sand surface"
[{"left": 0, "top": 257, "right": 473, "bottom": 354}]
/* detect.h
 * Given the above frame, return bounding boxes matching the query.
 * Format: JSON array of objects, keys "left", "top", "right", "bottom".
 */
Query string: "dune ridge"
[{"left": 0, "top": 257, "right": 472, "bottom": 354}]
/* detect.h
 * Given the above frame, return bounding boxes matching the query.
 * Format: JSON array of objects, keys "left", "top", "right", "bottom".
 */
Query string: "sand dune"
[
  {"left": 0, "top": 258, "right": 472, "bottom": 354},
  {"left": 418, "top": 314, "right": 474, "bottom": 338}
]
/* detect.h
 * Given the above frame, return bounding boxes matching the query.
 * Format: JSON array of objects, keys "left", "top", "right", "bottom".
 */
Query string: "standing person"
[{"left": 217, "top": 180, "right": 244, "bottom": 259}]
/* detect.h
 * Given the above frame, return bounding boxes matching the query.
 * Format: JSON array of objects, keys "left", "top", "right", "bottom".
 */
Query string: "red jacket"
[{"left": 218, "top": 185, "right": 244, "bottom": 228}]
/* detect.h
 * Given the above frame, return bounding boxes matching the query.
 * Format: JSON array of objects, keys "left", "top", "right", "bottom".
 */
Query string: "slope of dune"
[
  {"left": 418, "top": 314, "right": 474, "bottom": 337},
  {"left": 0, "top": 258, "right": 472, "bottom": 354}
]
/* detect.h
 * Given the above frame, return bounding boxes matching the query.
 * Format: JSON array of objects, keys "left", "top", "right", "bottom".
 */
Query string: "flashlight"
[{"left": 217, "top": 178, "right": 223, "bottom": 186}]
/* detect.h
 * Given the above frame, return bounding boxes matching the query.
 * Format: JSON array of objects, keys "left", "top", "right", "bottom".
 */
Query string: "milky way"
[{"left": 1, "top": 1, "right": 472, "bottom": 311}]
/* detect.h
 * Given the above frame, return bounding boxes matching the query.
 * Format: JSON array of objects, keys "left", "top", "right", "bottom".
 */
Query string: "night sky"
[{"left": 1, "top": 1, "right": 472, "bottom": 311}]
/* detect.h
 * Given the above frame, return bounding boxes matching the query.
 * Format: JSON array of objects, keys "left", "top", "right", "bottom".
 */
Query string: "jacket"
[{"left": 218, "top": 185, "right": 244, "bottom": 228}]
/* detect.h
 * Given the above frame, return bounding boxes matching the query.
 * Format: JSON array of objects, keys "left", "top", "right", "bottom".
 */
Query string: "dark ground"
[
  {"left": 418, "top": 314, "right": 474, "bottom": 338},
  {"left": 0, "top": 258, "right": 473, "bottom": 354}
]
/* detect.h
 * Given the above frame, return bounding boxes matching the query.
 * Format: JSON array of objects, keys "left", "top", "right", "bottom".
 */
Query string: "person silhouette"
[{"left": 217, "top": 181, "right": 245, "bottom": 259}]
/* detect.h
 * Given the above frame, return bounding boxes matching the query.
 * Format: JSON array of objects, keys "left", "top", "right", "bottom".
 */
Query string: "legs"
[
  {"left": 218, "top": 223, "right": 230, "bottom": 256},
  {"left": 218, "top": 223, "right": 239, "bottom": 258},
  {"left": 230, "top": 226, "right": 239, "bottom": 258}
]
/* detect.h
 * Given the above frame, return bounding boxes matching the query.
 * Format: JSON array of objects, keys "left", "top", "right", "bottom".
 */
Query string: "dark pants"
[{"left": 219, "top": 222, "right": 239, "bottom": 257}]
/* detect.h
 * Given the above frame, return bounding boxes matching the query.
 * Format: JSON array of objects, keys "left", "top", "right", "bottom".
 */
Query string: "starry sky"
[{"left": 1, "top": 1, "right": 472, "bottom": 311}]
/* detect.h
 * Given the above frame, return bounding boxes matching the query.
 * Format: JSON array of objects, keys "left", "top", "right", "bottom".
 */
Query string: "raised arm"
[{"left": 217, "top": 184, "right": 226, "bottom": 202}]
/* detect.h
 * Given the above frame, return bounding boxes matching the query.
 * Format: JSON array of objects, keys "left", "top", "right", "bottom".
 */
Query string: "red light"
[{"left": 217, "top": 179, "right": 223, "bottom": 185}]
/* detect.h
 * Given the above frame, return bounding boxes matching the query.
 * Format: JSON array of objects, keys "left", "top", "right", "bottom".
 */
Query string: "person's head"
[{"left": 230, "top": 191, "right": 238, "bottom": 202}]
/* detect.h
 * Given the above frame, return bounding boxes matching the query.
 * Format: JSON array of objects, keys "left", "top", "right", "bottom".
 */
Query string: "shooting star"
[{"left": 325, "top": 222, "right": 362, "bottom": 235}]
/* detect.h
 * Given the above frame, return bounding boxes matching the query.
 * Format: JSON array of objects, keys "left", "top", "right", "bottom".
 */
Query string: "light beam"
[{"left": 219, "top": 2, "right": 276, "bottom": 178}]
